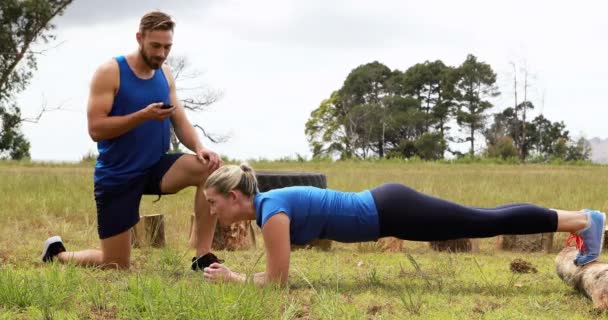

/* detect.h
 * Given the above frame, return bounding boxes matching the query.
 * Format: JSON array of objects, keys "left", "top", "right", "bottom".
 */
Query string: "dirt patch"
[
  {"left": 0, "top": 250, "right": 12, "bottom": 264},
  {"left": 367, "top": 304, "right": 383, "bottom": 316},
  {"left": 509, "top": 258, "right": 537, "bottom": 274},
  {"left": 293, "top": 305, "right": 310, "bottom": 320},
  {"left": 90, "top": 305, "right": 117, "bottom": 319},
  {"left": 473, "top": 299, "right": 501, "bottom": 314}
]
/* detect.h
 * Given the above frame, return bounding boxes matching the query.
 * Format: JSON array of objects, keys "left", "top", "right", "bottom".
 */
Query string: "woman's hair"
[
  {"left": 204, "top": 163, "right": 259, "bottom": 197},
  {"left": 139, "top": 11, "right": 175, "bottom": 35}
]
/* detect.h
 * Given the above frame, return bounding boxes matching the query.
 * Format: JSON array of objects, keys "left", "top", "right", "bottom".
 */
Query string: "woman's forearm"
[{"left": 231, "top": 271, "right": 272, "bottom": 286}]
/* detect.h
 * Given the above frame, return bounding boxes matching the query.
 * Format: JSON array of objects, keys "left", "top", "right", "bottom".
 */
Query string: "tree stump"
[
  {"left": 189, "top": 214, "right": 256, "bottom": 251},
  {"left": 430, "top": 238, "right": 478, "bottom": 253},
  {"left": 131, "top": 214, "right": 165, "bottom": 248},
  {"left": 376, "top": 237, "right": 403, "bottom": 252},
  {"left": 555, "top": 247, "right": 608, "bottom": 310},
  {"left": 497, "top": 233, "right": 554, "bottom": 252}
]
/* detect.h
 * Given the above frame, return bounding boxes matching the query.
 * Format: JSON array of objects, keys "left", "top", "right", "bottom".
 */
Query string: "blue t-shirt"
[
  {"left": 94, "top": 56, "right": 171, "bottom": 187},
  {"left": 254, "top": 186, "right": 379, "bottom": 245}
]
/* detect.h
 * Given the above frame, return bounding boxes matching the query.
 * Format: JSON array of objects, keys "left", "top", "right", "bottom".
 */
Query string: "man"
[{"left": 41, "top": 11, "right": 222, "bottom": 270}]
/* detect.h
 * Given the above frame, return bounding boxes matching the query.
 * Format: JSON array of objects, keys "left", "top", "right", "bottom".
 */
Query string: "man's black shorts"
[{"left": 94, "top": 153, "right": 184, "bottom": 239}]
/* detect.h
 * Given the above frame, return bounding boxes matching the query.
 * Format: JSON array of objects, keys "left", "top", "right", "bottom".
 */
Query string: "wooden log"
[
  {"left": 131, "top": 214, "right": 165, "bottom": 248},
  {"left": 497, "top": 233, "right": 554, "bottom": 252},
  {"left": 555, "top": 247, "right": 608, "bottom": 310},
  {"left": 189, "top": 214, "right": 256, "bottom": 251},
  {"left": 292, "top": 239, "right": 333, "bottom": 251},
  {"left": 376, "top": 237, "right": 403, "bottom": 253},
  {"left": 430, "top": 239, "right": 476, "bottom": 253}
]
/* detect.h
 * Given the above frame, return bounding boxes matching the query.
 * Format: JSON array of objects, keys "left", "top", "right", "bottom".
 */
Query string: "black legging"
[{"left": 370, "top": 183, "right": 558, "bottom": 241}]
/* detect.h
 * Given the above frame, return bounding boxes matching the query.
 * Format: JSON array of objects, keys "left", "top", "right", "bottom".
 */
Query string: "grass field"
[{"left": 1, "top": 160, "right": 607, "bottom": 319}]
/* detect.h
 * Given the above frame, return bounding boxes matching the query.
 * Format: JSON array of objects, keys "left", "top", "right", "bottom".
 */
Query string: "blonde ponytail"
[{"left": 205, "top": 163, "right": 259, "bottom": 196}]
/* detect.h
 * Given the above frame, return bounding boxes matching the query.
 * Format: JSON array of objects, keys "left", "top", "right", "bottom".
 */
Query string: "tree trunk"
[
  {"left": 497, "top": 233, "right": 554, "bottom": 252},
  {"left": 429, "top": 238, "right": 478, "bottom": 253},
  {"left": 555, "top": 247, "right": 608, "bottom": 310},
  {"left": 131, "top": 214, "right": 165, "bottom": 248}
]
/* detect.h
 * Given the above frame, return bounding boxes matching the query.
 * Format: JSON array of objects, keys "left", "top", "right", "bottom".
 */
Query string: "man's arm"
[
  {"left": 162, "top": 65, "right": 221, "bottom": 169},
  {"left": 162, "top": 64, "right": 203, "bottom": 152},
  {"left": 87, "top": 60, "right": 174, "bottom": 142}
]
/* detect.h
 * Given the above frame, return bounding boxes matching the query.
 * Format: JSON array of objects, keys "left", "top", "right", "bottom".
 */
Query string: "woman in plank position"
[{"left": 201, "top": 164, "right": 605, "bottom": 286}]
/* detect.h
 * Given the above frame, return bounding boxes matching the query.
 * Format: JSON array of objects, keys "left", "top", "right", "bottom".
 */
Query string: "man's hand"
[
  {"left": 195, "top": 147, "right": 222, "bottom": 172},
  {"left": 203, "top": 263, "right": 234, "bottom": 283},
  {"left": 139, "top": 102, "right": 176, "bottom": 121}
]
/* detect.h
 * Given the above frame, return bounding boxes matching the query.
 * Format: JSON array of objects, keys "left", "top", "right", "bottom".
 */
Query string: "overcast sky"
[{"left": 16, "top": 0, "right": 608, "bottom": 161}]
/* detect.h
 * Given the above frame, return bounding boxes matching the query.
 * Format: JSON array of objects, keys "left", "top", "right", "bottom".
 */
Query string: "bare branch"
[
  {"left": 20, "top": 98, "right": 66, "bottom": 124},
  {"left": 0, "top": 40, "right": 67, "bottom": 57},
  {"left": 193, "top": 124, "right": 230, "bottom": 144}
]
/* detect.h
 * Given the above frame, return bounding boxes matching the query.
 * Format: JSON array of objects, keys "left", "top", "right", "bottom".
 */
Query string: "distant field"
[{"left": 1, "top": 160, "right": 607, "bottom": 319}]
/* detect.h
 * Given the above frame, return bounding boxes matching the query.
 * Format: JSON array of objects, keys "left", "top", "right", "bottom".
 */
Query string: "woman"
[{"left": 201, "top": 164, "right": 605, "bottom": 286}]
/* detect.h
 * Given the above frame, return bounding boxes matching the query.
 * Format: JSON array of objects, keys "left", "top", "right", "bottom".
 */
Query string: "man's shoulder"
[
  {"left": 90, "top": 58, "right": 120, "bottom": 88},
  {"left": 97, "top": 58, "right": 120, "bottom": 75}
]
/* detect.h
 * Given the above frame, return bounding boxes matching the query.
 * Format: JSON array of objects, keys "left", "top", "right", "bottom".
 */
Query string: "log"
[
  {"left": 497, "top": 233, "right": 554, "bottom": 252},
  {"left": 555, "top": 247, "right": 608, "bottom": 310},
  {"left": 430, "top": 238, "right": 479, "bottom": 253},
  {"left": 376, "top": 237, "right": 403, "bottom": 253},
  {"left": 292, "top": 239, "right": 333, "bottom": 251},
  {"left": 131, "top": 214, "right": 165, "bottom": 248},
  {"left": 189, "top": 214, "right": 256, "bottom": 251}
]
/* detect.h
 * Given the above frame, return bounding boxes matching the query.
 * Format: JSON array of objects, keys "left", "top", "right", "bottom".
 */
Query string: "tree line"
[
  {"left": 305, "top": 55, "right": 591, "bottom": 162},
  {"left": 0, "top": 2, "right": 592, "bottom": 163}
]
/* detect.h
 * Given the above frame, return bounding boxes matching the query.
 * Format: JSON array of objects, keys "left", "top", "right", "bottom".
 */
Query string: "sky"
[{"left": 16, "top": 0, "right": 608, "bottom": 162}]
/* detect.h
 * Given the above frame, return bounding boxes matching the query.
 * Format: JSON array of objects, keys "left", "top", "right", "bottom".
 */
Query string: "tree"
[
  {"left": 484, "top": 106, "right": 536, "bottom": 159},
  {"left": 306, "top": 62, "right": 396, "bottom": 159},
  {"left": 339, "top": 61, "right": 393, "bottom": 158},
  {"left": 305, "top": 91, "right": 358, "bottom": 159},
  {"left": 0, "top": 105, "right": 30, "bottom": 159},
  {"left": 566, "top": 137, "right": 592, "bottom": 161},
  {"left": 165, "top": 56, "right": 225, "bottom": 152},
  {"left": 486, "top": 136, "right": 519, "bottom": 160},
  {"left": 414, "top": 132, "right": 447, "bottom": 160},
  {"left": 0, "top": 0, "right": 73, "bottom": 159},
  {"left": 508, "top": 61, "right": 536, "bottom": 161},
  {"left": 454, "top": 54, "right": 500, "bottom": 156},
  {"left": 529, "top": 115, "right": 570, "bottom": 160},
  {"left": 400, "top": 60, "right": 457, "bottom": 141}
]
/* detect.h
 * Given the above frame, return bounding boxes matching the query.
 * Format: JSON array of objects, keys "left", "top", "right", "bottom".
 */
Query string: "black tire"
[
  {"left": 255, "top": 171, "right": 327, "bottom": 192},
  {"left": 254, "top": 170, "right": 331, "bottom": 251}
]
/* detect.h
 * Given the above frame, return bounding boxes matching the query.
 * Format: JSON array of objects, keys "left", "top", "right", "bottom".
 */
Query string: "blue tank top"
[
  {"left": 254, "top": 186, "right": 379, "bottom": 245},
  {"left": 94, "top": 56, "right": 171, "bottom": 187}
]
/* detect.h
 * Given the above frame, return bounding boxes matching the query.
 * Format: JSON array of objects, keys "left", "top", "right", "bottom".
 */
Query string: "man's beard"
[{"left": 139, "top": 47, "right": 163, "bottom": 69}]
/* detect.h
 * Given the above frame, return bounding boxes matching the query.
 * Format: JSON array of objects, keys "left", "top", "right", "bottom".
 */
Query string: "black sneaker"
[
  {"left": 191, "top": 252, "right": 224, "bottom": 271},
  {"left": 41, "top": 236, "right": 66, "bottom": 262}
]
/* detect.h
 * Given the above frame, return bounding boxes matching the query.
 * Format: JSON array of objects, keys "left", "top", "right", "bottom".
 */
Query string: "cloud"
[{"left": 55, "top": 0, "right": 220, "bottom": 28}]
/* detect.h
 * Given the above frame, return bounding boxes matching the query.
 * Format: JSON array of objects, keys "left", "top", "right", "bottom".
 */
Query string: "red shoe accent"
[{"left": 567, "top": 233, "right": 588, "bottom": 253}]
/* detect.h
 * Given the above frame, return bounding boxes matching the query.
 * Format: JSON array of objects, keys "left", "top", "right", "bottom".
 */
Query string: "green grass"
[{"left": 1, "top": 160, "right": 608, "bottom": 319}]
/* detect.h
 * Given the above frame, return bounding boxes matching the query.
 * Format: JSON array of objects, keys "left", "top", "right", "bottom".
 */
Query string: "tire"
[
  {"left": 255, "top": 170, "right": 332, "bottom": 251},
  {"left": 255, "top": 171, "right": 327, "bottom": 192}
]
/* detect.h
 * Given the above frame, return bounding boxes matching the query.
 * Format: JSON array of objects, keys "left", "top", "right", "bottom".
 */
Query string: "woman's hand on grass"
[{"left": 203, "top": 263, "right": 234, "bottom": 283}]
